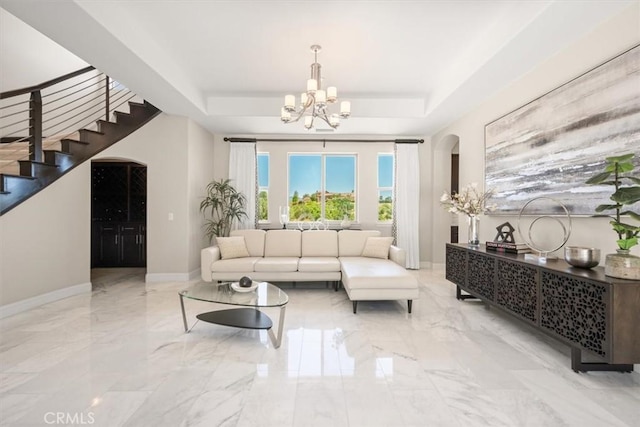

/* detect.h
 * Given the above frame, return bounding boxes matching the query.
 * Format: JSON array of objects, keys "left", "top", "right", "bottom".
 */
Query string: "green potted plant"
[
  {"left": 200, "top": 178, "right": 248, "bottom": 243},
  {"left": 586, "top": 153, "right": 640, "bottom": 279}
]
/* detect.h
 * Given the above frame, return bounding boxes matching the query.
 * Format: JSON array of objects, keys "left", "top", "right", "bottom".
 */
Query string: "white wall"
[
  {"left": 0, "top": 7, "right": 87, "bottom": 92},
  {"left": 0, "top": 112, "right": 218, "bottom": 313},
  {"left": 0, "top": 162, "right": 91, "bottom": 307},
  {"left": 96, "top": 113, "right": 217, "bottom": 281},
  {"left": 429, "top": 3, "right": 640, "bottom": 264},
  {"left": 187, "top": 120, "right": 216, "bottom": 273}
]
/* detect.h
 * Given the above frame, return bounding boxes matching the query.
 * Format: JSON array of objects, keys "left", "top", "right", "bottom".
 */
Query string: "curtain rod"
[{"left": 223, "top": 137, "right": 424, "bottom": 144}]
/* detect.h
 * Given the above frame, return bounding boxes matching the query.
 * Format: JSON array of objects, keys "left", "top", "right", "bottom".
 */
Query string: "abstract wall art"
[{"left": 485, "top": 44, "right": 640, "bottom": 215}]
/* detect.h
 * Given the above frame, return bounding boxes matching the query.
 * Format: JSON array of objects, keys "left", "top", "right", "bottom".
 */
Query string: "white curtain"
[
  {"left": 394, "top": 143, "right": 420, "bottom": 269},
  {"left": 229, "top": 142, "right": 257, "bottom": 229}
]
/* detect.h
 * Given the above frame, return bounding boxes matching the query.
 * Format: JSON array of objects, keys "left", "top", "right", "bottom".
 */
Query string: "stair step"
[
  {"left": 60, "top": 138, "right": 90, "bottom": 158},
  {"left": 44, "top": 150, "right": 74, "bottom": 173},
  {"left": 0, "top": 173, "right": 41, "bottom": 212},
  {"left": 18, "top": 160, "right": 58, "bottom": 177},
  {"left": 78, "top": 129, "right": 105, "bottom": 144},
  {"left": 96, "top": 120, "right": 121, "bottom": 134},
  {"left": 1, "top": 100, "right": 161, "bottom": 215},
  {"left": 114, "top": 111, "right": 136, "bottom": 125},
  {"left": 0, "top": 173, "right": 37, "bottom": 192}
]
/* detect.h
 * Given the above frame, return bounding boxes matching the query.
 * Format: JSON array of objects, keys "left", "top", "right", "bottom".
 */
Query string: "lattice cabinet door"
[
  {"left": 496, "top": 260, "right": 538, "bottom": 324},
  {"left": 540, "top": 271, "right": 609, "bottom": 360},
  {"left": 445, "top": 245, "right": 467, "bottom": 286},
  {"left": 467, "top": 251, "right": 496, "bottom": 301}
]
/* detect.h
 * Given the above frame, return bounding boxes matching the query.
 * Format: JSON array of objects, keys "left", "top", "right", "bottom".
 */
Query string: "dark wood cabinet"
[
  {"left": 93, "top": 222, "right": 145, "bottom": 267},
  {"left": 445, "top": 243, "right": 640, "bottom": 372},
  {"left": 91, "top": 162, "right": 146, "bottom": 268}
]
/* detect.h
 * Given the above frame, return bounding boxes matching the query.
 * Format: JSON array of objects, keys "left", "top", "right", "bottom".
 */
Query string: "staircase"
[{"left": 0, "top": 67, "right": 161, "bottom": 215}]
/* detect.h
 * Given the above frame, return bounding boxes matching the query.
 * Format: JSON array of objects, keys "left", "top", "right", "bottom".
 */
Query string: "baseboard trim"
[
  {"left": 189, "top": 268, "right": 201, "bottom": 280},
  {"left": 0, "top": 282, "right": 92, "bottom": 319},
  {"left": 420, "top": 261, "right": 435, "bottom": 269}
]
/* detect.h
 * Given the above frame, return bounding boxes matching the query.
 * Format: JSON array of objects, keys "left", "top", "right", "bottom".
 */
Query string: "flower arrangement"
[{"left": 440, "top": 183, "right": 496, "bottom": 216}]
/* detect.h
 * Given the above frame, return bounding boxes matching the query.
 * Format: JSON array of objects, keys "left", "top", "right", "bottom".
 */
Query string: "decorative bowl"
[{"left": 564, "top": 246, "right": 600, "bottom": 269}]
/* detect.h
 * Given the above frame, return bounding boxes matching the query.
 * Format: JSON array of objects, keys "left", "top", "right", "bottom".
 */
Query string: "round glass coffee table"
[{"left": 179, "top": 281, "right": 288, "bottom": 348}]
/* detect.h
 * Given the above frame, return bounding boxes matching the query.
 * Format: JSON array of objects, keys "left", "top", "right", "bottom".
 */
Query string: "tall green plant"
[
  {"left": 200, "top": 179, "right": 248, "bottom": 243},
  {"left": 586, "top": 153, "right": 640, "bottom": 250}
]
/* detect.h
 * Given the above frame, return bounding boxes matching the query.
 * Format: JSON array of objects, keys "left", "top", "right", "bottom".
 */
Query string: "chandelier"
[{"left": 280, "top": 45, "right": 351, "bottom": 130}]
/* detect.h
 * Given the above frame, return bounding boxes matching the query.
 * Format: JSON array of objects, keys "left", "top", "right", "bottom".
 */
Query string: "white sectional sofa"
[{"left": 201, "top": 229, "right": 419, "bottom": 313}]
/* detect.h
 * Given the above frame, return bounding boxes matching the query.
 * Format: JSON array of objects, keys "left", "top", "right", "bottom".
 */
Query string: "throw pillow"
[
  {"left": 217, "top": 236, "right": 250, "bottom": 259},
  {"left": 361, "top": 237, "right": 394, "bottom": 259}
]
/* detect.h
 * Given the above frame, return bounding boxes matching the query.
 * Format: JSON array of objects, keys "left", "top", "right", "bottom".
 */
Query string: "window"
[
  {"left": 378, "top": 154, "right": 394, "bottom": 221},
  {"left": 288, "top": 154, "right": 356, "bottom": 221},
  {"left": 257, "top": 153, "right": 269, "bottom": 221}
]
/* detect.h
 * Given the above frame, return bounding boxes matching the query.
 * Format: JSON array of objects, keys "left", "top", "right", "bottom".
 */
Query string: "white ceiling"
[{"left": 0, "top": 0, "right": 635, "bottom": 137}]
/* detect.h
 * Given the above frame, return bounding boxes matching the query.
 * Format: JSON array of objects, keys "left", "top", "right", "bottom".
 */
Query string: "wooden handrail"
[{"left": 0, "top": 65, "right": 96, "bottom": 100}]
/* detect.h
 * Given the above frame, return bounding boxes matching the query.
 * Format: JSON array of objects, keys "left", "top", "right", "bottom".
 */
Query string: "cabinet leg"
[
  {"left": 456, "top": 285, "right": 479, "bottom": 301},
  {"left": 571, "top": 347, "right": 633, "bottom": 373}
]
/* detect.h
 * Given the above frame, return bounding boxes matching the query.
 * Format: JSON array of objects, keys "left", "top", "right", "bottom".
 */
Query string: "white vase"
[{"left": 340, "top": 214, "right": 352, "bottom": 229}]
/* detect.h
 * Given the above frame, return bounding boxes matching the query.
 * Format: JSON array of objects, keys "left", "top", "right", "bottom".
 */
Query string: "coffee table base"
[
  {"left": 196, "top": 308, "right": 273, "bottom": 329},
  {"left": 180, "top": 295, "right": 286, "bottom": 348}
]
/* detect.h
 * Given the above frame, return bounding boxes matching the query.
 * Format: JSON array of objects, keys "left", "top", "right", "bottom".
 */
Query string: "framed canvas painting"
[{"left": 485, "top": 44, "right": 640, "bottom": 215}]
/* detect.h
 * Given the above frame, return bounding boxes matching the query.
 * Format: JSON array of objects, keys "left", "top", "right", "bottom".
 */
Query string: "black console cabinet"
[{"left": 445, "top": 243, "right": 640, "bottom": 372}]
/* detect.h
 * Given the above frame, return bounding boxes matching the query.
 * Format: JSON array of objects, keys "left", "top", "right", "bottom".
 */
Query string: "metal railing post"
[
  {"left": 105, "top": 76, "right": 110, "bottom": 121},
  {"left": 29, "top": 90, "right": 42, "bottom": 162}
]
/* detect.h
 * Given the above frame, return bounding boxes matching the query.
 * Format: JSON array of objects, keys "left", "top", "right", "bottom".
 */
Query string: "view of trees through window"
[
  {"left": 258, "top": 153, "right": 269, "bottom": 221},
  {"left": 378, "top": 154, "right": 393, "bottom": 221},
  {"left": 288, "top": 154, "right": 356, "bottom": 221}
]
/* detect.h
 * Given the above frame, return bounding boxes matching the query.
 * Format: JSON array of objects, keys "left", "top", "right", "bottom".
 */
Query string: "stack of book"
[{"left": 485, "top": 241, "right": 531, "bottom": 254}]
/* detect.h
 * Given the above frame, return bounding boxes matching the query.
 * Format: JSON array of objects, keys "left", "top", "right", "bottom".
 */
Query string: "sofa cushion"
[
  {"left": 211, "top": 257, "right": 261, "bottom": 272},
  {"left": 340, "top": 257, "right": 418, "bottom": 290},
  {"left": 230, "top": 229, "right": 266, "bottom": 257},
  {"left": 264, "top": 230, "right": 302, "bottom": 257},
  {"left": 298, "top": 257, "right": 341, "bottom": 272},
  {"left": 302, "top": 230, "right": 338, "bottom": 257},
  {"left": 361, "top": 237, "right": 394, "bottom": 259},
  {"left": 255, "top": 257, "right": 299, "bottom": 272},
  {"left": 338, "top": 230, "right": 381, "bottom": 257},
  {"left": 216, "top": 236, "right": 250, "bottom": 259}
]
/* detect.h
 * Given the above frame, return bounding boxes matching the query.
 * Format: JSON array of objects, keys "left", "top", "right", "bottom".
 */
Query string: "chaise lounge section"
[{"left": 201, "top": 229, "right": 418, "bottom": 313}]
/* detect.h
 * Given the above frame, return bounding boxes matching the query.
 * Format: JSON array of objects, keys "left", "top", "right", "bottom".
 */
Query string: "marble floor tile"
[{"left": 0, "top": 268, "right": 638, "bottom": 426}]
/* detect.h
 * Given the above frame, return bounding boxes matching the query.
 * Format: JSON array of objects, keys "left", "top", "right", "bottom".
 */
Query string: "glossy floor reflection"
[{"left": 1, "top": 268, "right": 638, "bottom": 426}]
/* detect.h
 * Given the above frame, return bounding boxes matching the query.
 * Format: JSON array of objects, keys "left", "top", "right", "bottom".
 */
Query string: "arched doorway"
[
  {"left": 432, "top": 134, "right": 459, "bottom": 264},
  {"left": 91, "top": 159, "right": 147, "bottom": 268}
]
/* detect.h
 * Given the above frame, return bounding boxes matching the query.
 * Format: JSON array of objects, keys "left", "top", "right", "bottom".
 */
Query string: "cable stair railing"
[{"left": 0, "top": 66, "right": 161, "bottom": 215}]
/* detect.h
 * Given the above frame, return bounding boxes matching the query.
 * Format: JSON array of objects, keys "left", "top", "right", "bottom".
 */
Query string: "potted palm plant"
[
  {"left": 586, "top": 153, "right": 640, "bottom": 279},
  {"left": 200, "top": 178, "right": 248, "bottom": 243}
]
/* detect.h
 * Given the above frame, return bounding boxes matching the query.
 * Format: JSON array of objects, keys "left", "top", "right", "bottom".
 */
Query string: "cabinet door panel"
[
  {"left": 496, "top": 260, "right": 538, "bottom": 323},
  {"left": 467, "top": 252, "right": 495, "bottom": 300},
  {"left": 119, "top": 225, "right": 143, "bottom": 266},
  {"left": 98, "top": 225, "right": 119, "bottom": 267},
  {"left": 540, "top": 271, "right": 609, "bottom": 358}
]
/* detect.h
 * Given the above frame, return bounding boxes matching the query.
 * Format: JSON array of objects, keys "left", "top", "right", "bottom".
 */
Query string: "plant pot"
[{"left": 604, "top": 249, "right": 640, "bottom": 280}]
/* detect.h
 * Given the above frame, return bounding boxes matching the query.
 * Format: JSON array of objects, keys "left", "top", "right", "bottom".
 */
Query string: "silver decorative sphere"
[{"left": 239, "top": 276, "right": 253, "bottom": 288}]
